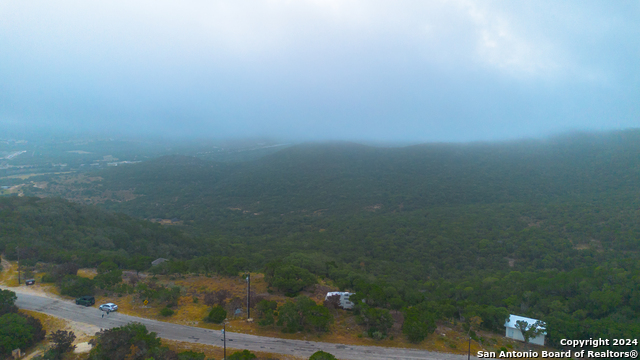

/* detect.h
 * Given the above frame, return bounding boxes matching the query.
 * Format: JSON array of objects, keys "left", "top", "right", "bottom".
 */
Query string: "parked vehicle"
[
  {"left": 99, "top": 303, "right": 118, "bottom": 312},
  {"left": 75, "top": 296, "right": 95, "bottom": 306},
  {"left": 25, "top": 279, "right": 35, "bottom": 285}
]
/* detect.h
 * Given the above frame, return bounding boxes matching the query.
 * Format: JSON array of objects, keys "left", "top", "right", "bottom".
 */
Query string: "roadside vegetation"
[
  {"left": 0, "top": 289, "right": 44, "bottom": 355},
  {"left": 0, "top": 289, "right": 78, "bottom": 359},
  {"left": 4, "top": 131, "right": 640, "bottom": 354},
  {"left": 1, "top": 257, "right": 550, "bottom": 357}
]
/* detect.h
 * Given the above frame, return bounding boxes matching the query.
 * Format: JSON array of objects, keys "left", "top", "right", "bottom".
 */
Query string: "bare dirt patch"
[
  {"left": 1, "top": 172, "right": 75, "bottom": 180},
  {"left": 74, "top": 342, "right": 92, "bottom": 353},
  {"left": 0, "top": 282, "right": 65, "bottom": 300},
  {"left": 149, "top": 218, "right": 184, "bottom": 225},
  {"left": 0, "top": 256, "right": 10, "bottom": 272},
  {"left": 32, "top": 182, "right": 48, "bottom": 189},
  {"left": 0, "top": 257, "right": 19, "bottom": 286},
  {"left": 29, "top": 173, "right": 141, "bottom": 205}
]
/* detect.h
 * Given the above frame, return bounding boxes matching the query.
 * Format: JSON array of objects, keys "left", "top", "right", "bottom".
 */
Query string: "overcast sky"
[{"left": 1, "top": 1, "right": 638, "bottom": 142}]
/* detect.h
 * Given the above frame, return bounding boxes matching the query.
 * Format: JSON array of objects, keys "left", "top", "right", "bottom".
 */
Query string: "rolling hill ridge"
[{"left": 15, "top": 130, "right": 640, "bottom": 348}]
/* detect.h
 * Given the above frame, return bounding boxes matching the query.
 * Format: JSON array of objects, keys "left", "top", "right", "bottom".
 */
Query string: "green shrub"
[
  {"left": 177, "top": 350, "right": 205, "bottom": 360},
  {"left": 41, "top": 273, "right": 56, "bottom": 283},
  {"left": 228, "top": 350, "right": 256, "bottom": 360},
  {"left": 256, "top": 299, "right": 277, "bottom": 326},
  {"left": 0, "top": 290, "right": 18, "bottom": 316},
  {"left": 309, "top": 350, "right": 337, "bottom": 360},
  {"left": 0, "top": 313, "right": 44, "bottom": 355},
  {"left": 113, "top": 283, "right": 134, "bottom": 295},
  {"left": 256, "top": 299, "right": 277, "bottom": 316},
  {"left": 59, "top": 276, "right": 95, "bottom": 297},
  {"left": 356, "top": 305, "right": 393, "bottom": 337},
  {"left": 47, "top": 330, "right": 76, "bottom": 359},
  {"left": 270, "top": 265, "right": 316, "bottom": 295},
  {"left": 258, "top": 311, "right": 275, "bottom": 326},
  {"left": 206, "top": 306, "right": 227, "bottom": 323},
  {"left": 94, "top": 270, "right": 123, "bottom": 289},
  {"left": 88, "top": 323, "right": 161, "bottom": 360},
  {"left": 276, "top": 296, "right": 332, "bottom": 333},
  {"left": 97, "top": 261, "right": 118, "bottom": 274},
  {"left": 135, "top": 283, "right": 181, "bottom": 306},
  {"left": 402, "top": 307, "right": 436, "bottom": 343},
  {"left": 160, "top": 307, "right": 175, "bottom": 317}
]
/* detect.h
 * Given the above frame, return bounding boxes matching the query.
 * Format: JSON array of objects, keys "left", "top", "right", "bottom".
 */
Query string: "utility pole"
[
  {"left": 223, "top": 322, "right": 226, "bottom": 360},
  {"left": 467, "top": 316, "right": 481, "bottom": 360},
  {"left": 467, "top": 322, "right": 474, "bottom": 360},
  {"left": 16, "top": 246, "right": 20, "bottom": 285},
  {"left": 246, "top": 272, "right": 251, "bottom": 319}
]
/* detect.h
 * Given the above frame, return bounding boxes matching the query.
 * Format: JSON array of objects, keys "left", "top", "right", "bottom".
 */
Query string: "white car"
[{"left": 99, "top": 303, "right": 118, "bottom": 312}]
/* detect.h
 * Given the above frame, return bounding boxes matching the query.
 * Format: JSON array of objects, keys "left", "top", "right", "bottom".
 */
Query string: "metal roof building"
[
  {"left": 151, "top": 258, "right": 169, "bottom": 266},
  {"left": 504, "top": 314, "right": 546, "bottom": 346}
]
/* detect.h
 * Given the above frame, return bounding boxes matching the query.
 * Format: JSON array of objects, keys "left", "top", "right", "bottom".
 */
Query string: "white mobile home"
[
  {"left": 504, "top": 314, "right": 546, "bottom": 346},
  {"left": 325, "top": 292, "right": 355, "bottom": 309}
]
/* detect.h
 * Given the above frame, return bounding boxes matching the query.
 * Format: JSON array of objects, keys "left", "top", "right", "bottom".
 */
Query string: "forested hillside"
[
  {"left": 54, "top": 130, "right": 640, "bottom": 218},
  {"left": 14, "top": 130, "right": 640, "bottom": 349},
  {"left": 0, "top": 197, "right": 199, "bottom": 266}
]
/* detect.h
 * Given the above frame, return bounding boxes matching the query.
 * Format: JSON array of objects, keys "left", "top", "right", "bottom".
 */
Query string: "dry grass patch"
[
  {"left": 0, "top": 258, "right": 20, "bottom": 286},
  {"left": 18, "top": 310, "right": 99, "bottom": 343},
  {"left": 163, "top": 339, "right": 306, "bottom": 360},
  {"left": 77, "top": 268, "right": 97, "bottom": 279},
  {"left": 19, "top": 310, "right": 67, "bottom": 333},
  {"left": 93, "top": 273, "right": 496, "bottom": 353},
  {"left": 1, "top": 172, "right": 75, "bottom": 180}
]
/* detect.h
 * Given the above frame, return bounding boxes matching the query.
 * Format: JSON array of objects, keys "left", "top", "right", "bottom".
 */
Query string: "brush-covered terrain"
[{"left": 7, "top": 130, "right": 640, "bottom": 351}]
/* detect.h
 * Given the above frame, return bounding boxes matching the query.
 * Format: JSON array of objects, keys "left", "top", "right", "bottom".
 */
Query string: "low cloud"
[{"left": 0, "top": 1, "right": 637, "bottom": 141}]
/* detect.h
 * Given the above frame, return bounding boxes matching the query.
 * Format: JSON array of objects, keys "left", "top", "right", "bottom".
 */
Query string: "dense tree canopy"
[
  {"left": 0, "top": 290, "right": 45, "bottom": 356},
  {"left": 0, "top": 197, "right": 197, "bottom": 267},
  {"left": 5, "top": 130, "right": 640, "bottom": 347}
]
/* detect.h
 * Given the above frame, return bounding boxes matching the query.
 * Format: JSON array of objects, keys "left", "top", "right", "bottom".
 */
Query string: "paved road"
[{"left": 14, "top": 291, "right": 477, "bottom": 360}]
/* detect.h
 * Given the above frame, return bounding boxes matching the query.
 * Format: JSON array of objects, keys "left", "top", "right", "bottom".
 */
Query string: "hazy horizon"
[{"left": 2, "top": 1, "right": 638, "bottom": 143}]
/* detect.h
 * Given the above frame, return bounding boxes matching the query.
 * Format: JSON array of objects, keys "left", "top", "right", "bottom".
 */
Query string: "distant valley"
[{"left": 3, "top": 130, "right": 640, "bottom": 350}]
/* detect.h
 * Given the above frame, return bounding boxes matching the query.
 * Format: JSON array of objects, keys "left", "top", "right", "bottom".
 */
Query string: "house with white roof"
[
  {"left": 151, "top": 258, "right": 169, "bottom": 266},
  {"left": 504, "top": 314, "right": 546, "bottom": 346}
]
